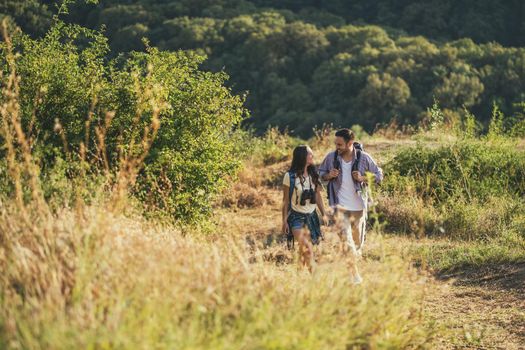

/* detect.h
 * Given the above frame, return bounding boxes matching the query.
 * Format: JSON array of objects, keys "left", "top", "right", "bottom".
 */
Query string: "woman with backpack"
[{"left": 282, "top": 145, "right": 329, "bottom": 273}]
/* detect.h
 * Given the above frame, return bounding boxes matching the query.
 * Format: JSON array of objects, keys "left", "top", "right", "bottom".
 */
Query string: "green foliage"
[
  {"left": 385, "top": 140, "right": 525, "bottom": 202},
  {"left": 350, "top": 124, "right": 369, "bottom": 140},
  {"left": 462, "top": 107, "right": 478, "bottom": 138},
  {"left": 243, "top": 126, "right": 302, "bottom": 165},
  {"left": 508, "top": 102, "right": 525, "bottom": 137},
  {"left": 1, "top": 21, "right": 246, "bottom": 224},
  {"left": 132, "top": 48, "right": 245, "bottom": 223},
  {"left": 6, "top": 22, "right": 111, "bottom": 156},
  {"left": 412, "top": 230, "right": 525, "bottom": 273},
  {"left": 381, "top": 139, "right": 525, "bottom": 240},
  {"left": 487, "top": 102, "right": 505, "bottom": 139},
  {"left": 4, "top": 0, "right": 525, "bottom": 137},
  {"left": 427, "top": 99, "right": 444, "bottom": 131}
]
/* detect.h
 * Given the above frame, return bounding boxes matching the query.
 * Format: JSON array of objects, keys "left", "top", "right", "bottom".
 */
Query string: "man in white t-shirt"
[{"left": 319, "top": 128, "right": 383, "bottom": 284}]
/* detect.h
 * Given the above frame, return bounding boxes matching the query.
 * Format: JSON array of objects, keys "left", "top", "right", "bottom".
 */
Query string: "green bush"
[
  {"left": 381, "top": 139, "right": 525, "bottom": 240},
  {"left": 385, "top": 140, "right": 525, "bottom": 203},
  {"left": 412, "top": 230, "right": 525, "bottom": 273},
  {"left": 1, "top": 21, "right": 246, "bottom": 224},
  {"left": 440, "top": 196, "right": 523, "bottom": 240},
  {"left": 116, "top": 48, "right": 245, "bottom": 223}
]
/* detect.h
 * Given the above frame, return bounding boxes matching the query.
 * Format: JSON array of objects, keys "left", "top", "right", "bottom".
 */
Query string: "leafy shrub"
[
  {"left": 1, "top": 21, "right": 246, "bottom": 224},
  {"left": 381, "top": 139, "right": 525, "bottom": 240},
  {"left": 377, "top": 194, "right": 440, "bottom": 237},
  {"left": 247, "top": 127, "right": 302, "bottom": 166},
  {"left": 125, "top": 48, "right": 245, "bottom": 223},
  {"left": 385, "top": 140, "right": 525, "bottom": 203},
  {"left": 412, "top": 230, "right": 525, "bottom": 273}
]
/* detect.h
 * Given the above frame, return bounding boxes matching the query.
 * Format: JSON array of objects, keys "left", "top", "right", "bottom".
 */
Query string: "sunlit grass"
[{"left": 0, "top": 204, "right": 436, "bottom": 349}]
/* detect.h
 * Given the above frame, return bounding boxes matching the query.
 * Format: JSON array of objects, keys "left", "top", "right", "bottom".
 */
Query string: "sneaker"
[{"left": 351, "top": 274, "right": 363, "bottom": 285}]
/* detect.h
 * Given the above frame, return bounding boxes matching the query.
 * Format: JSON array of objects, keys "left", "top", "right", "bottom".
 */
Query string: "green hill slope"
[{"left": 3, "top": 0, "right": 525, "bottom": 136}]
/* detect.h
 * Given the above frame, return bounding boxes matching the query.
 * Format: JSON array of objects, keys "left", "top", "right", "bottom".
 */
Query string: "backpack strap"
[
  {"left": 328, "top": 151, "right": 339, "bottom": 200},
  {"left": 286, "top": 171, "right": 296, "bottom": 250},
  {"left": 351, "top": 142, "right": 363, "bottom": 173},
  {"left": 287, "top": 171, "right": 295, "bottom": 211}
]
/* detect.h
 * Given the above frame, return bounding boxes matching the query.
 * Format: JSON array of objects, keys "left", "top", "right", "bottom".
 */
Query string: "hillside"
[
  {"left": 2, "top": 0, "right": 525, "bottom": 136},
  {"left": 1, "top": 5, "right": 524, "bottom": 348}
]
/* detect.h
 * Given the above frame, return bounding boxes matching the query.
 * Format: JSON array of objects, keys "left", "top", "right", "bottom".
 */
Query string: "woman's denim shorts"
[
  {"left": 287, "top": 210, "right": 311, "bottom": 229},
  {"left": 287, "top": 210, "right": 323, "bottom": 245}
]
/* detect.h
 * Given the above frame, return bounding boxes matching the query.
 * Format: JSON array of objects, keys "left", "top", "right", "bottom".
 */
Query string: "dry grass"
[
  {"left": 1, "top": 204, "right": 437, "bottom": 349},
  {"left": 372, "top": 118, "right": 416, "bottom": 141},
  {"left": 220, "top": 181, "right": 277, "bottom": 208},
  {"left": 1, "top": 195, "right": 438, "bottom": 349}
]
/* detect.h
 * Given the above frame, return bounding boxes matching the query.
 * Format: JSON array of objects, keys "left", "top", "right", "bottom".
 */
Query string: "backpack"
[{"left": 328, "top": 142, "right": 363, "bottom": 200}]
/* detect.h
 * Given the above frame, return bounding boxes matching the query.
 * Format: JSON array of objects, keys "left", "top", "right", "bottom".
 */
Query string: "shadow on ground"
[{"left": 439, "top": 262, "right": 525, "bottom": 298}]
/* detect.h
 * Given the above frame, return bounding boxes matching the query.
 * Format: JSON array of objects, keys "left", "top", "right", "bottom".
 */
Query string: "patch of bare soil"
[
  {"left": 425, "top": 264, "right": 525, "bottom": 349},
  {"left": 425, "top": 280, "right": 525, "bottom": 349}
]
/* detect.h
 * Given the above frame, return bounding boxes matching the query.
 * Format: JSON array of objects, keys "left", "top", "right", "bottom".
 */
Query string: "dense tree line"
[
  {"left": 2, "top": 0, "right": 525, "bottom": 136},
  {"left": 251, "top": 0, "right": 525, "bottom": 47}
]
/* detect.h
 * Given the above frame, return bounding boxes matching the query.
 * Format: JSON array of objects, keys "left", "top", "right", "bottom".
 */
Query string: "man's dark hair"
[{"left": 335, "top": 128, "right": 355, "bottom": 143}]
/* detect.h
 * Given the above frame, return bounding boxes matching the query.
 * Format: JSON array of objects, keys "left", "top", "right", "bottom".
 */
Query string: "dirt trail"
[
  {"left": 216, "top": 187, "right": 525, "bottom": 349},
  {"left": 426, "top": 279, "right": 525, "bottom": 349}
]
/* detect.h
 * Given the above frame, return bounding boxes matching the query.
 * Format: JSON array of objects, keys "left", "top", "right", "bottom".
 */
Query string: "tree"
[
  {"left": 356, "top": 73, "right": 411, "bottom": 128},
  {"left": 433, "top": 62, "right": 484, "bottom": 109}
]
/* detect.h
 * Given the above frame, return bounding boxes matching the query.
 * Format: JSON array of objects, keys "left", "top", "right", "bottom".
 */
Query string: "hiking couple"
[{"left": 282, "top": 128, "right": 383, "bottom": 283}]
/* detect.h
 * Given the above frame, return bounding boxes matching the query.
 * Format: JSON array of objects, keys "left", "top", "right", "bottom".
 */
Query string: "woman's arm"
[
  {"left": 315, "top": 186, "right": 330, "bottom": 225},
  {"left": 282, "top": 185, "right": 290, "bottom": 234}
]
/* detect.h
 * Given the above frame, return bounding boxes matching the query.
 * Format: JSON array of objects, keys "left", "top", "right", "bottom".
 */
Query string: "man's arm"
[
  {"left": 321, "top": 172, "right": 337, "bottom": 182},
  {"left": 365, "top": 153, "right": 383, "bottom": 184}
]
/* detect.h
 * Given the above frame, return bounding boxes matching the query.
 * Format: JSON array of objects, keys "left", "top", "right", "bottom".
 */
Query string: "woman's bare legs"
[{"left": 293, "top": 227, "right": 314, "bottom": 273}]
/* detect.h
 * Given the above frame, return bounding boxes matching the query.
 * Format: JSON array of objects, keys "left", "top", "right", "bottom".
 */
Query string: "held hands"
[{"left": 321, "top": 208, "right": 334, "bottom": 226}]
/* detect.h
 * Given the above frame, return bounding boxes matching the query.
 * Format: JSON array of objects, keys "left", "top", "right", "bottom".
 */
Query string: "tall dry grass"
[
  {"left": 1, "top": 206, "right": 436, "bottom": 349},
  {"left": 0, "top": 19, "right": 156, "bottom": 347}
]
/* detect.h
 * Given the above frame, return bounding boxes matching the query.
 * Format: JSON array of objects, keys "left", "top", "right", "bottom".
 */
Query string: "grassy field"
[
  {"left": 1, "top": 15, "right": 524, "bottom": 348},
  {"left": 2, "top": 130, "right": 525, "bottom": 348},
  {"left": 216, "top": 134, "right": 525, "bottom": 349},
  {"left": 0, "top": 189, "right": 434, "bottom": 349}
]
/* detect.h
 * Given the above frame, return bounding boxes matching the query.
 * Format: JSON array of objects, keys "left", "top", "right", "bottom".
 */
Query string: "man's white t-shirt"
[
  {"left": 283, "top": 172, "right": 317, "bottom": 214},
  {"left": 337, "top": 159, "right": 364, "bottom": 211}
]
